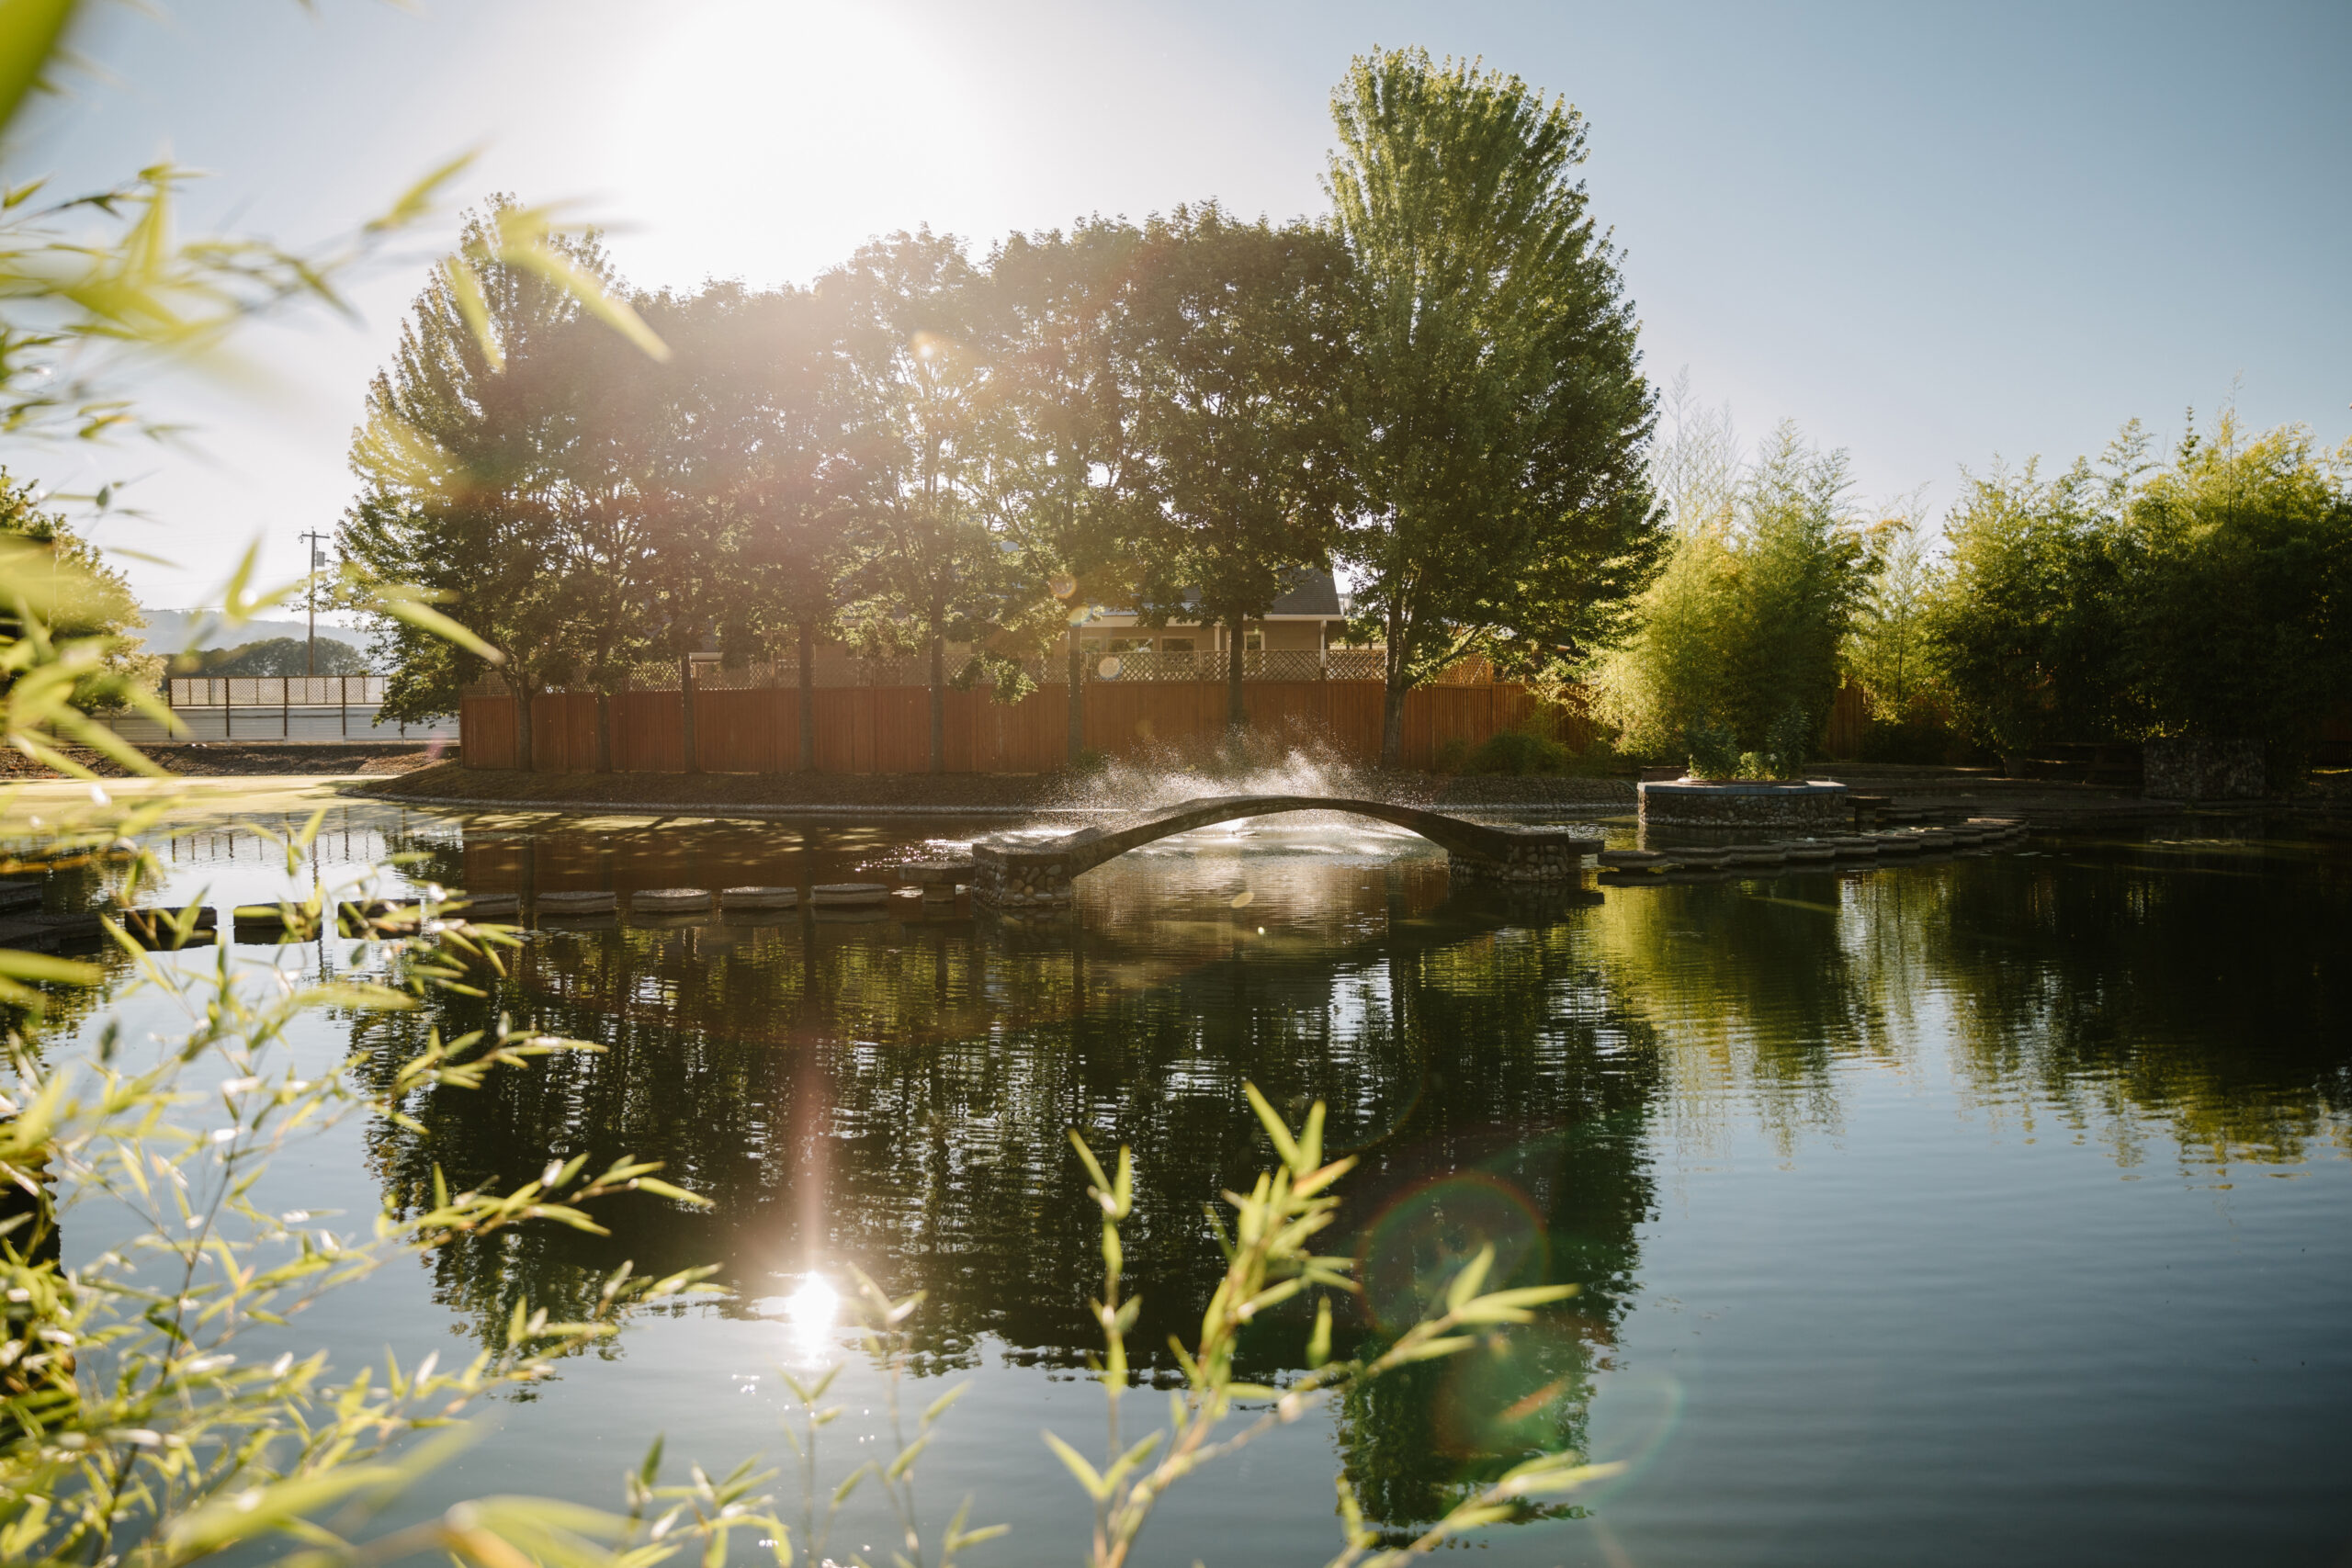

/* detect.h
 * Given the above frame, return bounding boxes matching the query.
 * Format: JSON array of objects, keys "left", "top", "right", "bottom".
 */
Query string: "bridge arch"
[{"left": 971, "top": 795, "right": 1600, "bottom": 909}]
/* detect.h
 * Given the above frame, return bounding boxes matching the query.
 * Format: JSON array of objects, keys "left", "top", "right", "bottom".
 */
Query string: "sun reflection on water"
[{"left": 783, "top": 1274, "right": 839, "bottom": 1363}]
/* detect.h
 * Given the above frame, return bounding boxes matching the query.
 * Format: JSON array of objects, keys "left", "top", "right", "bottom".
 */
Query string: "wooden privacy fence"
[{"left": 458, "top": 681, "right": 1589, "bottom": 774}]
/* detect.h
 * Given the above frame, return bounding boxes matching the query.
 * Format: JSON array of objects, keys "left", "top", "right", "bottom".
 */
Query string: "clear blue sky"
[{"left": 17, "top": 0, "right": 2349, "bottom": 609}]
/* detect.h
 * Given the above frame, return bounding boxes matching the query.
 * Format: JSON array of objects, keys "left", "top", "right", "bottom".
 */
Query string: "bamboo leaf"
[
  {"left": 1444, "top": 1244, "right": 1495, "bottom": 1313},
  {"left": 1041, "top": 1429, "right": 1111, "bottom": 1501},
  {"left": 0, "top": 0, "right": 74, "bottom": 140},
  {"left": 1242, "top": 1080, "right": 1302, "bottom": 1169}
]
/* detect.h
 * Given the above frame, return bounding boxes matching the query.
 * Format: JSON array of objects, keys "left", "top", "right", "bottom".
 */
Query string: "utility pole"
[{"left": 298, "top": 528, "right": 331, "bottom": 676}]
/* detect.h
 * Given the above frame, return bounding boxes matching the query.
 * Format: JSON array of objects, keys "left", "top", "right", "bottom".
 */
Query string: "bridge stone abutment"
[{"left": 971, "top": 796, "right": 1601, "bottom": 911}]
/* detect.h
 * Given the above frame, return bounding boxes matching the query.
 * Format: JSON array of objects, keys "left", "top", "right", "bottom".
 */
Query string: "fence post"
[
  {"left": 280, "top": 677, "right": 288, "bottom": 739},
  {"left": 340, "top": 675, "right": 348, "bottom": 738}
]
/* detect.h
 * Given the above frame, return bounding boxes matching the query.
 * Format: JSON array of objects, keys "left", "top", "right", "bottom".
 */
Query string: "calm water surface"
[{"left": 30, "top": 800, "right": 2352, "bottom": 1566}]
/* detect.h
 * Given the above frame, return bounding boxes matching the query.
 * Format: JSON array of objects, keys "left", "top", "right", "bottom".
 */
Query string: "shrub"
[
  {"left": 1464, "top": 729, "right": 1574, "bottom": 775},
  {"left": 1681, "top": 717, "right": 1741, "bottom": 780}
]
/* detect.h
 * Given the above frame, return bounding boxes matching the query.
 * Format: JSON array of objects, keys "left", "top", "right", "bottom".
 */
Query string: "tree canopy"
[{"left": 1327, "top": 45, "right": 1658, "bottom": 762}]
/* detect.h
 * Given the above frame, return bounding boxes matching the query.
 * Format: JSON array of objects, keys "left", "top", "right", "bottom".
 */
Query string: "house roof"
[
  {"left": 1088, "top": 564, "right": 1344, "bottom": 623},
  {"left": 1269, "top": 568, "right": 1342, "bottom": 618}
]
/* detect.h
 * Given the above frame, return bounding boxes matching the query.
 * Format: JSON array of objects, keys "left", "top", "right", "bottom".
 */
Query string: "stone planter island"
[{"left": 1638, "top": 777, "right": 1850, "bottom": 837}]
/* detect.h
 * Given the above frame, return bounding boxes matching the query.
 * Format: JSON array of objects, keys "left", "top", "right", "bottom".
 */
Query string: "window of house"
[
  {"left": 1161, "top": 638, "right": 1194, "bottom": 654},
  {"left": 1108, "top": 637, "right": 1154, "bottom": 655},
  {"left": 1244, "top": 628, "right": 1264, "bottom": 652}
]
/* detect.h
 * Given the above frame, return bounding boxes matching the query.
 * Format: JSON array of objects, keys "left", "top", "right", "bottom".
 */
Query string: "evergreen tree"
[{"left": 339, "top": 197, "right": 628, "bottom": 767}]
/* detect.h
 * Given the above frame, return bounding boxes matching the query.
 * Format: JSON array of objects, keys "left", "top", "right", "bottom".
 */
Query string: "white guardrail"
[{"left": 100, "top": 676, "right": 459, "bottom": 744}]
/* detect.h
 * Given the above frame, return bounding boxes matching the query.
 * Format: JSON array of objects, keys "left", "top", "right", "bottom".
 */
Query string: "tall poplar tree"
[{"left": 1328, "top": 47, "right": 1658, "bottom": 763}]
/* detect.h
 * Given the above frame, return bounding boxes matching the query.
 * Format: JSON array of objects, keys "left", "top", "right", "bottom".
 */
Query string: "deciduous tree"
[
  {"left": 1128, "top": 204, "right": 1352, "bottom": 731},
  {"left": 827, "top": 231, "right": 1015, "bottom": 774},
  {"left": 1327, "top": 47, "right": 1658, "bottom": 764},
  {"left": 980, "top": 220, "right": 1148, "bottom": 762}
]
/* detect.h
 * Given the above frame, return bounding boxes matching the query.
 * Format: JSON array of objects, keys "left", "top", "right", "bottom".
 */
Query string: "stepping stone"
[
  {"left": 233, "top": 905, "right": 321, "bottom": 942},
  {"left": 37, "top": 909, "right": 107, "bottom": 941},
  {"left": 1782, "top": 841, "right": 1838, "bottom": 861},
  {"left": 1597, "top": 850, "right": 1668, "bottom": 870},
  {"left": 896, "top": 860, "right": 974, "bottom": 886},
  {"left": 1829, "top": 836, "right": 1881, "bottom": 854},
  {"left": 1871, "top": 834, "right": 1924, "bottom": 854},
  {"left": 633, "top": 888, "right": 714, "bottom": 913},
  {"left": 454, "top": 894, "right": 519, "bottom": 917},
  {"left": 721, "top": 886, "right": 798, "bottom": 908},
  {"left": 1668, "top": 848, "right": 1730, "bottom": 868},
  {"left": 1725, "top": 844, "right": 1788, "bottom": 865},
  {"left": 812, "top": 883, "right": 889, "bottom": 907},
  {"left": 538, "top": 890, "right": 616, "bottom": 914},
  {"left": 120, "top": 905, "right": 216, "bottom": 935},
  {"left": 813, "top": 904, "right": 888, "bottom": 922}
]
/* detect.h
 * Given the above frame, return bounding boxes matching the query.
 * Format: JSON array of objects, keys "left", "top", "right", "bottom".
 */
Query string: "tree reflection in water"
[
  {"left": 344, "top": 811, "right": 2352, "bottom": 1531},
  {"left": 352, "top": 822, "right": 1662, "bottom": 1528}
]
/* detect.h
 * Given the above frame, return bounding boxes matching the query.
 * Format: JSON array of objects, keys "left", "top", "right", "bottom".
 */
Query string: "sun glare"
[{"left": 784, "top": 1273, "right": 839, "bottom": 1360}]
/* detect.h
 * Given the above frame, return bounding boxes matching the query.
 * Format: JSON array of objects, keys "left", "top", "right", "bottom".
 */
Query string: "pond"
[{"left": 23, "top": 795, "right": 2352, "bottom": 1566}]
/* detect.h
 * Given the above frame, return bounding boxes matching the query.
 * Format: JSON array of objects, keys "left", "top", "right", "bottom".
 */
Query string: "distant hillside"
[{"left": 138, "top": 609, "right": 368, "bottom": 655}]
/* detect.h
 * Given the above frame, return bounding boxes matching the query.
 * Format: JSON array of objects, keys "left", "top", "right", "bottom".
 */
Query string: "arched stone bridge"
[{"left": 971, "top": 795, "right": 1603, "bottom": 910}]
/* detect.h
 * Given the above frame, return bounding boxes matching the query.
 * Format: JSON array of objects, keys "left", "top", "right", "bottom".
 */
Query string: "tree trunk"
[
  {"left": 1380, "top": 676, "right": 1409, "bottom": 769},
  {"left": 1067, "top": 626, "right": 1086, "bottom": 766},
  {"left": 797, "top": 621, "right": 816, "bottom": 772},
  {"left": 928, "top": 626, "right": 945, "bottom": 775},
  {"left": 680, "top": 651, "right": 700, "bottom": 774},
  {"left": 1225, "top": 617, "right": 1247, "bottom": 732},
  {"left": 511, "top": 674, "right": 534, "bottom": 773},
  {"left": 595, "top": 689, "right": 612, "bottom": 773},
  {"left": 1378, "top": 602, "right": 1410, "bottom": 768}
]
